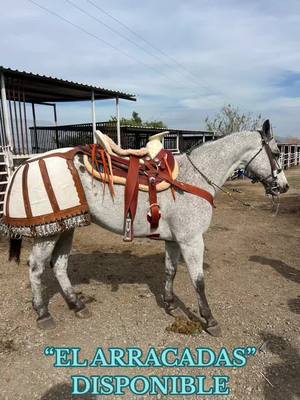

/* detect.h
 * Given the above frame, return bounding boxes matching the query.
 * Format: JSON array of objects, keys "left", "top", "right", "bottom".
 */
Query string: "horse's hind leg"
[
  {"left": 179, "top": 235, "right": 221, "bottom": 337},
  {"left": 29, "top": 235, "right": 59, "bottom": 329},
  {"left": 51, "top": 230, "right": 90, "bottom": 318},
  {"left": 164, "top": 241, "right": 181, "bottom": 313}
]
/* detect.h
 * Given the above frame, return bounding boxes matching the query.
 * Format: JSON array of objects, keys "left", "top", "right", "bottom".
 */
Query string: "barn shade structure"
[
  {"left": 0, "top": 66, "right": 136, "bottom": 155},
  {"left": 0, "top": 66, "right": 136, "bottom": 216},
  {"left": 0, "top": 66, "right": 214, "bottom": 217}
]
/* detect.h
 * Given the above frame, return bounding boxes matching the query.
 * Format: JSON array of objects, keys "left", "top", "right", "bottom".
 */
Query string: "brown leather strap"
[
  {"left": 39, "top": 159, "right": 60, "bottom": 213},
  {"left": 22, "top": 163, "right": 32, "bottom": 218},
  {"left": 147, "top": 176, "right": 161, "bottom": 229},
  {"left": 172, "top": 180, "right": 215, "bottom": 207},
  {"left": 124, "top": 156, "right": 140, "bottom": 238},
  {"left": 66, "top": 159, "right": 88, "bottom": 206},
  {"left": 158, "top": 170, "right": 215, "bottom": 207}
]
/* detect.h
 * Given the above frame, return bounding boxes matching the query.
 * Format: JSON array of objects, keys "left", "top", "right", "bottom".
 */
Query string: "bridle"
[
  {"left": 186, "top": 128, "right": 282, "bottom": 206},
  {"left": 244, "top": 130, "right": 282, "bottom": 195}
]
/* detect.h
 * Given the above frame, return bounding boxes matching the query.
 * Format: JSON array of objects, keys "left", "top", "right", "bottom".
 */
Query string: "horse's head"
[{"left": 245, "top": 120, "right": 289, "bottom": 196}]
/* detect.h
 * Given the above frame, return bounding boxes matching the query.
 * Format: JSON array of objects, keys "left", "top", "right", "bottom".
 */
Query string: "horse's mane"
[{"left": 185, "top": 130, "right": 260, "bottom": 155}]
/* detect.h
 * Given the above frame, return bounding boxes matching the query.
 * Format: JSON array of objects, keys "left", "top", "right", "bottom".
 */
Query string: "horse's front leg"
[
  {"left": 179, "top": 235, "right": 221, "bottom": 337},
  {"left": 28, "top": 236, "right": 59, "bottom": 329},
  {"left": 51, "top": 230, "right": 90, "bottom": 318},
  {"left": 164, "top": 241, "right": 181, "bottom": 312}
]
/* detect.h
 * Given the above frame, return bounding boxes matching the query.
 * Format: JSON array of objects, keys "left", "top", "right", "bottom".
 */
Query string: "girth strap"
[{"left": 147, "top": 176, "right": 161, "bottom": 229}]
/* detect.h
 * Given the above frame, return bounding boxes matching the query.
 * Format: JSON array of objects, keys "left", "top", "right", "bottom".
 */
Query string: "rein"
[{"left": 186, "top": 153, "right": 251, "bottom": 207}]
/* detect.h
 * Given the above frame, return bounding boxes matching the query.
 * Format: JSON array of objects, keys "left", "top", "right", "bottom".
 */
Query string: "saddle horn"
[{"left": 146, "top": 131, "right": 169, "bottom": 159}]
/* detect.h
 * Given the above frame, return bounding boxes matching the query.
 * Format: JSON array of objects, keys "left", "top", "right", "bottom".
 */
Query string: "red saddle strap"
[
  {"left": 158, "top": 170, "right": 215, "bottom": 207},
  {"left": 172, "top": 180, "right": 215, "bottom": 207},
  {"left": 124, "top": 156, "right": 140, "bottom": 240},
  {"left": 147, "top": 176, "right": 161, "bottom": 230}
]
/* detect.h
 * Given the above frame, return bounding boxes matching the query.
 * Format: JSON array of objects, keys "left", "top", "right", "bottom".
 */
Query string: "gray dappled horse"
[{"left": 9, "top": 120, "right": 288, "bottom": 335}]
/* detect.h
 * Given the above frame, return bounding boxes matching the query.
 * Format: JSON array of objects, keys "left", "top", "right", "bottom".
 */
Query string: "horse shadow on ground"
[
  {"left": 40, "top": 382, "right": 95, "bottom": 400},
  {"left": 249, "top": 255, "right": 300, "bottom": 284},
  {"left": 287, "top": 297, "right": 300, "bottom": 315},
  {"left": 42, "top": 250, "right": 210, "bottom": 321},
  {"left": 249, "top": 255, "right": 300, "bottom": 315},
  {"left": 259, "top": 332, "right": 300, "bottom": 400}
]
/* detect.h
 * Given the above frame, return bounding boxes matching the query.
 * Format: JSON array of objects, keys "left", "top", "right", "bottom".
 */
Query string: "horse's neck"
[{"left": 180, "top": 131, "right": 261, "bottom": 191}]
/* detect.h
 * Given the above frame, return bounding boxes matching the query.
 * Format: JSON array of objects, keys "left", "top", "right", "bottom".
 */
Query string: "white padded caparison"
[
  {"left": 7, "top": 165, "right": 27, "bottom": 218},
  {"left": 27, "top": 161, "right": 53, "bottom": 216},
  {"left": 45, "top": 157, "right": 80, "bottom": 210}
]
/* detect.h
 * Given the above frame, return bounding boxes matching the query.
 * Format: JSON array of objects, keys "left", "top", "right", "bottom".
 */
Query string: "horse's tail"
[{"left": 9, "top": 238, "right": 22, "bottom": 263}]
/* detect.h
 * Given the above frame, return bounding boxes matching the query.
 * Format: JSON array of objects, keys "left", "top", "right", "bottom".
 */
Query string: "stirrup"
[{"left": 123, "top": 216, "right": 133, "bottom": 242}]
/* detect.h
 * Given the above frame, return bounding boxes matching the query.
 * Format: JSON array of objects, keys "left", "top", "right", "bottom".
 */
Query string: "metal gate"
[{"left": 0, "top": 146, "right": 10, "bottom": 216}]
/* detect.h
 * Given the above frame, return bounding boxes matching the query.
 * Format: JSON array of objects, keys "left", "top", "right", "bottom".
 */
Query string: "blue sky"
[{"left": 1, "top": 0, "right": 300, "bottom": 136}]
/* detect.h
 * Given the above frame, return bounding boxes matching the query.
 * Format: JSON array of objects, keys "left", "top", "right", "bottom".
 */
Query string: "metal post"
[
  {"left": 0, "top": 73, "right": 13, "bottom": 149},
  {"left": 116, "top": 96, "right": 121, "bottom": 146},
  {"left": 31, "top": 103, "right": 38, "bottom": 153},
  {"left": 53, "top": 103, "right": 59, "bottom": 148},
  {"left": 91, "top": 90, "right": 96, "bottom": 143},
  {"left": 1, "top": 73, "right": 14, "bottom": 175}
]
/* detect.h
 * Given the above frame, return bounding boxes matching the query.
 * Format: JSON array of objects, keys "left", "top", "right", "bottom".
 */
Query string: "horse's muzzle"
[
  {"left": 280, "top": 183, "right": 289, "bottom": 193},
  {"left": 266, "top": 182, "right": 289, "bottom": 196}
]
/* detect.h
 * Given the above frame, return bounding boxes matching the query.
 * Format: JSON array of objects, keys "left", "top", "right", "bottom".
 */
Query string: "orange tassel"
[
  {"left": 100, "top": 149, "right": 108, "bottom": 194},
  {"left": 91, "top": 144, "right": 97, "bottom": 181},
  {"left": 100, "top": 149, "right": 115, "bottom": 198},
  {"left": 106, "top": 152, "right": 115, "bottom": 198}
]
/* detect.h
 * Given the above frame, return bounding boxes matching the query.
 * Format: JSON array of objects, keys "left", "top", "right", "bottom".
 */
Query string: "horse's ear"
[{"left": 262, "top": 119, "right": 272, "bottom": 140}]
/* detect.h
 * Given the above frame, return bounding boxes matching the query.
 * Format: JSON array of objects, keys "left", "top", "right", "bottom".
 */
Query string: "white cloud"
[{"left": 0, "top": 0, "right": 300, "bottom": 135}]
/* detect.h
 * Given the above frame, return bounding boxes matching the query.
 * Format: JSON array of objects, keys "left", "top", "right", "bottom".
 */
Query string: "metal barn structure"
[
  {"left": 28, "top": 121, "right": 214, "bottom": 155},
  {"left": 0, "top": 66, "right": 136, "bottom": 215},
  {"left": 0, "top": 66, "right": 214, "bottom": 217}
]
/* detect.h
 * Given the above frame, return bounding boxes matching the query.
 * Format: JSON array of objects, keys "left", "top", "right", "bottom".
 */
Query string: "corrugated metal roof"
[{"left": 0, "top": 66, "right": 136, "bottom": 102}]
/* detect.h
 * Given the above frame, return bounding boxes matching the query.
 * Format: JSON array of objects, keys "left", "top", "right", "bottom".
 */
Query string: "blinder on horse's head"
[{"left": 245, "top": 119, "right": 283, "bottom": 195}]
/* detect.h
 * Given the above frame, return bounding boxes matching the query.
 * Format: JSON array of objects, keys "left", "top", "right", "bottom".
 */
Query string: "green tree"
[
  {"left": 132, "top": 111, "right": 142, "bottom": 125},
  {"left": 109, "top": 111, "right": 167, "bottom": 128},
  {"left": 205, "top": 104, "right": 263, "bottom": 136}
]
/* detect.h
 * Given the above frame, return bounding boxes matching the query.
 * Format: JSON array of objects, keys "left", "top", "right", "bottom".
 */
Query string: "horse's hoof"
[
  {"left": 164, "top": 300, "right": 177, "bottom": 313},
  {"left": 75, "top": 307, "right": 91, "bottom": 319},
  {"left": 168, "top": 307, "right": 185, "bottom": 318},
  {"left": 37, "top": 315, "right": 56, "bottom": 330},
  {"left": 206, "top": 323, "right": 221, "bottom": 337}
]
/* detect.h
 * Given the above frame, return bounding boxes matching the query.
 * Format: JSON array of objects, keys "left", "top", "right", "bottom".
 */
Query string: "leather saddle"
[
  {"left": 84, "top": 131, "right": 179, "bottom": 192},
  {"left": 79, "top": 130, "right": 214, "bottom": 241},
  {"left": 81, "top": 131, "right": 177, "bottom": 241}
]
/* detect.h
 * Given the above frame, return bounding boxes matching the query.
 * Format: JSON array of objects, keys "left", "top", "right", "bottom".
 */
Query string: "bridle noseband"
[{"left": 244, "top": 131, "right": 282, "bottom": 194}]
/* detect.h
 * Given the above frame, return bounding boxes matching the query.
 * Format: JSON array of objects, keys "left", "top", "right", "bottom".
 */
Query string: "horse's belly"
[{"left": 83, "top": 178, "right": 173, "bottom": 240}]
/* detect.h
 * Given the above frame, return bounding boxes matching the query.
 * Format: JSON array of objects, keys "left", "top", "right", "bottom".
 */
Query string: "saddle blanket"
[{"left": 1, "top": 148, "right": 90, "bottom": 238}]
